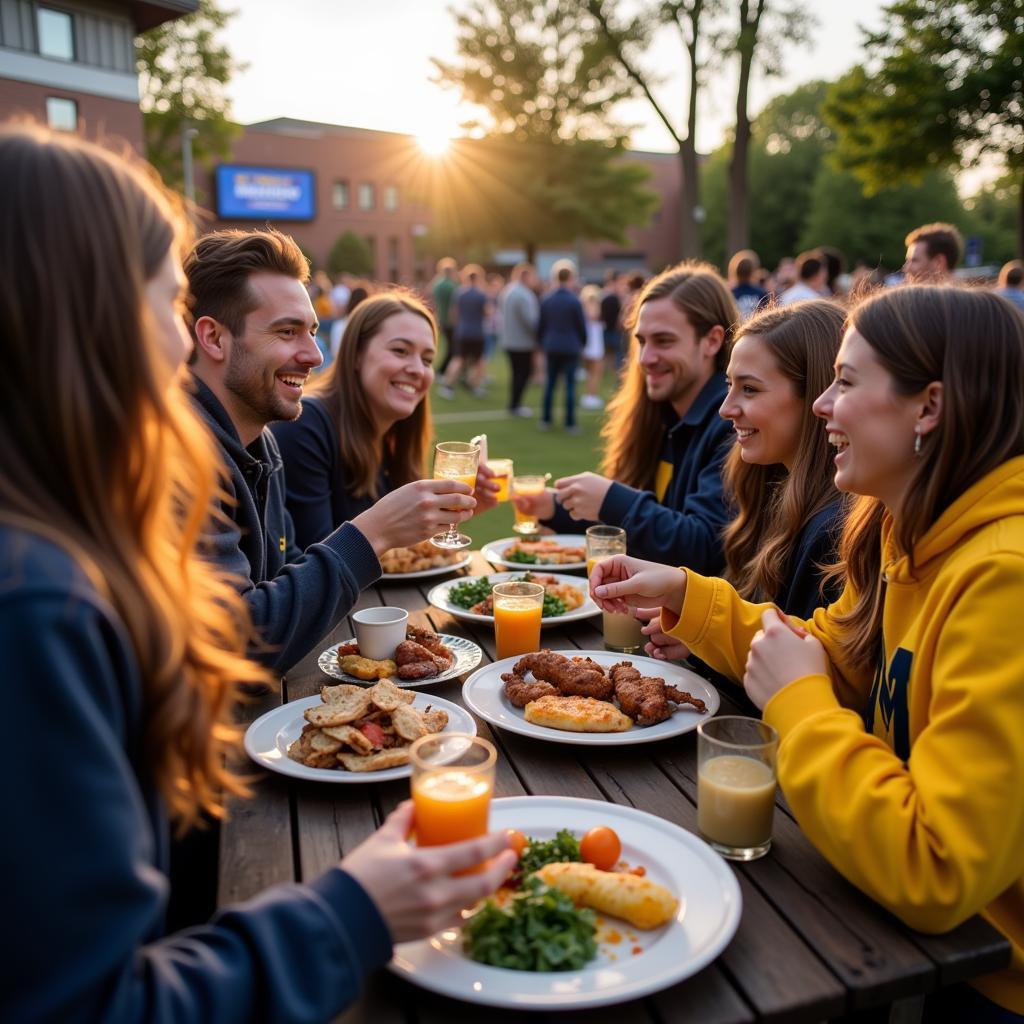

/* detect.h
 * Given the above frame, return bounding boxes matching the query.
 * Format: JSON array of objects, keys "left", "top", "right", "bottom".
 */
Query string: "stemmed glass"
[{"left": 431, "top": 441, "right": 480, "bottom": 550}]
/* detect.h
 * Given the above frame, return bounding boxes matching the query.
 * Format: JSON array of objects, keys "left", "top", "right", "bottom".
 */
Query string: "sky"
[{"left": 224, "top": 0, "right": 890, "bottom": 155}]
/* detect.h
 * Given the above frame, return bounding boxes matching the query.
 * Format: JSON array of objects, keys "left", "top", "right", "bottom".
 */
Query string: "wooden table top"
[{"left": 219, "top": 552, "right": 1010, "bottom": 1023}]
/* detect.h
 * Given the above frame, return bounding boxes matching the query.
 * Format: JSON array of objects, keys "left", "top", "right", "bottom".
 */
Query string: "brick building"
[{"left": 0, "top": 0, "right": 195, "bottom": 149}]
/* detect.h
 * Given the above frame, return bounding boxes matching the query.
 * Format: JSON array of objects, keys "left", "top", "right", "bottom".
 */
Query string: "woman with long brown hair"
[
  {"left": 592, "top": 286, "right": 1024, "bottom": 1020},
  {"left": 0, "top": 125, "right": 513, "bottom": 1022}
]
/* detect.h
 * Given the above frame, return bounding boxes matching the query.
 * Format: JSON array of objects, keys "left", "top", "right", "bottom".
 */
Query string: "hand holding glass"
[
  {"left": 431, "top": 441, "right": 480, "bottom": 550},
  {"left": 511, "top": 474, "right": 547, "bottom": 536},
  {"left": 586, "top": 525, "right": 644, "bottom": 654},
  {"left": 486, "top": 458, "right": 513, "bottom": 502}
]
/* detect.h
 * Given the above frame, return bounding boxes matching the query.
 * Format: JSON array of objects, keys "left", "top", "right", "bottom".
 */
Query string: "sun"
[{"left": 416, "top": 128, "right": 453, "bottom": 157}]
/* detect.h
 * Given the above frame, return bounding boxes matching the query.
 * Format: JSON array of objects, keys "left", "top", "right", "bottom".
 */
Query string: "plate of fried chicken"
[
  {"left": 318, "top": 626, "right": 482, "bottom": 688},
  {"left": 461, "top": 650, "right": 719, "bottom": 745}
]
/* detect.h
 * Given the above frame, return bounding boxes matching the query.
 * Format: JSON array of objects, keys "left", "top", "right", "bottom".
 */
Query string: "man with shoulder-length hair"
[{"left": 902, "top": 222, "right": 962, "bottom": 283}]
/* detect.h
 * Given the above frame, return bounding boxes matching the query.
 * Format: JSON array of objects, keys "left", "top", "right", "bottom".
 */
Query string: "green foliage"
[
  {"left": 136, "top": 0, "right": 243, "bottom": 193},
  {"left": 961, "top": 175, "right": 1022, "bottom": 267},
  {"left": 327, "top": 232, "right": 374, "bottom": 277}
]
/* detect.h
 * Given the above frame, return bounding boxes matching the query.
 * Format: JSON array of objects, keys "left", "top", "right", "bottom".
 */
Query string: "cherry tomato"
[
  {"left": 580, "top": 826, "right": 621, "bottom": 871},
  {"left": 505, "top": 829, "right": 528, "bottom": 858}
]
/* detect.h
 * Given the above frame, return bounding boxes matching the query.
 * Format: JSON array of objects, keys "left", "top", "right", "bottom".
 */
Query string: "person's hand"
[
  {"left": 472, "top": 462, "right": 502, "bottom": 517},
  {"left": 352, "top": 480, "right": 476, "bottom": 555},
  {"left": 341, "top": 802, "right": 517, "bottom": 943},
  {"left": 553, "top": 472, "right": 613, "bottom": 522},
  {"left": 510, "top": 486, "right": 555, "bottom": 522},
  {"left": 743, "top": 609, "right": 827, "bottom": 710},
  {"left": 590, "top": 555, "right": 687, "bottom": 618},
  {"left": 636, "top": 606, "right": 690, "bottom": 661}
]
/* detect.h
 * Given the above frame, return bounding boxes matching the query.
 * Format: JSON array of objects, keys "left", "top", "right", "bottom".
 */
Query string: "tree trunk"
[
  {"left": 727, "top": 0, "right": 764, "bottom": 259},
  {"left": 680, "top": 4, "right": 703, "bottom": 261}
]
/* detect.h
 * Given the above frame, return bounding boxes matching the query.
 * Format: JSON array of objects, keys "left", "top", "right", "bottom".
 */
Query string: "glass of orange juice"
[
  {"left": 492, "top": 580, "right": 544, "bottom": 660},
  {"left": 511, "top": 474, "right": 547, "bottom": 536},
  {"left": 486, "top": 458, "right": 513, "bottom": 502},
  {"left": 431, "top": 441, "right": 480, "bottom": 549},
  {"left": 586, "top": 525, "right": 644, "bottom": 654},
  {"left": 410, "top": 734, "right": 496, "bottom": 853}
]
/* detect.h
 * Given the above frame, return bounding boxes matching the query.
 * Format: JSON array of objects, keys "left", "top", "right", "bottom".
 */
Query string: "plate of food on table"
[
  {"left": 379, "top": 539, "right": 472, "bottom": 579},
  {"left": 481, "top": 535, "right": 588, "bottom": 571},
  {"left": 427, "top": 571, "right": 600, "bottom": 627},
  {"left": 317, "top": 625, "right": 482, "bottom": 687},
  {"left": 243, "top": 679, "right": 475, "bottom": 783},
  {"left": 461, "top": 649, "right": 719, "bottom": 745},
  {"left": 391, "top": 794, "right": 742, "bottom": 1009}
]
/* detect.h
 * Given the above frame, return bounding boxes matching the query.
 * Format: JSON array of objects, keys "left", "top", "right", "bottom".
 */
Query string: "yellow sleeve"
[
  {"left": 765, "top": 555, "right": 1024, "bottom": 933},
  {"left": 663, "top": 569, "right": 868, "bottom": 706}
]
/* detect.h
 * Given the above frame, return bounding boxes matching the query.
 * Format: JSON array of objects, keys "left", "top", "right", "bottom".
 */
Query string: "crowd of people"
[{"left": 2, "top": 122, "right": 1023, "bottom": 1023}]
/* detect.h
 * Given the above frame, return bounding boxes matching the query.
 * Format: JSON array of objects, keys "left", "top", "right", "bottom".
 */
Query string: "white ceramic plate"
[
  {"left": 481, "top": 535, "right": 588, "bottom": 572},
  {"left": 318, "top": 633, "right": 482, "bottom": 688},
  {"left": 381, "top": 553, "right": 473, "bottom": 580},
  {"left": 462, "top": 650, "right": 719, "bottom": 745},
  {"left": 243, "top": 692, "right": 475, "bottom": 783},
  {"left": 427, "top": 572, "right": 601, "bottom": 628},
  {"left": 392, "top": 795, "right": 742, "bottom": 1010}
]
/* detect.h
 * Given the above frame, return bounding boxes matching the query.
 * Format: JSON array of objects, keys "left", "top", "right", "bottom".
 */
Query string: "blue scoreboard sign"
[{"left": 215, "top": 165, "right": 316, "bottom": 221}]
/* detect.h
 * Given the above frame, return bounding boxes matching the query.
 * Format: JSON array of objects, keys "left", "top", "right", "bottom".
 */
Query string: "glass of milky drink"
[
  {"left": 697, "top": 716, "right": 779, "bottom": 861},
  {"left": 586, "top": 525, "right": 644, "bottom": 654}
]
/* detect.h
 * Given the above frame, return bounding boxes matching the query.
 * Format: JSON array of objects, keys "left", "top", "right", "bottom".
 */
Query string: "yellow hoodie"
[{"left": 667, "top": 455, "right": 1024, "bottom": 1012}]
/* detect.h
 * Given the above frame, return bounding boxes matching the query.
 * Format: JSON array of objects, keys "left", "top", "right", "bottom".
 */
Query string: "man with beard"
[{"left": 185, "top": 229, "right": 475, "bottom": 674}]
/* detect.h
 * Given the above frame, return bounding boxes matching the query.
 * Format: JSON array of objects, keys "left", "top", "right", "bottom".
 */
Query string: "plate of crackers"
[
  {"left": 461, "top": 650, "right": 719, "bottom": 746},
  {"left": 380, "top": 539, "right": 473, "bottom": 579},
  {"left": 244, "top": 679, "right": 476, "bottom": 782},
  {"left": 391, "top": 795, "right": 742, "bottom": 1009},
  {"left": 317, "top": 626, "right": 482, "bottom": 687},
  {"left": 481, "top": 535, "right": 588, "bottom": 571}
]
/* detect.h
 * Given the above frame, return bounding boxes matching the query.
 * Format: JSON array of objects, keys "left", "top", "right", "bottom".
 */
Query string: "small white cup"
[{"left": 352, "top": 607, "right": 409, "bottom": 660}]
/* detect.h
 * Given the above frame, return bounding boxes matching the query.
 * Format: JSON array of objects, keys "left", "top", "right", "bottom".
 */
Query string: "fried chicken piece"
[
  {"left": 397, "top": 659, "right": 440, "bottom": 681},
  {"left": 502, "top": 672, "right": 559, "bottom": 708},
  {"left": 608, "top": 662, "right": 705, "bottom": 725},
  {"left": 405, "top": 626, "right": 455, "bottom": 666},
  {"left": 665, "top": 684, "right": 707, "bottom": 713},
  {"left": 511, "top": 650, "right": 614, "bottom": 701},
  {"left": 395, "top": 639, "right": 448, "bottom": 670}
]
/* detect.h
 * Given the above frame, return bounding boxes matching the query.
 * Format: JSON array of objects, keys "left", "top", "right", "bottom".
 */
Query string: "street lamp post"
[{"left": 181, "top": 125, "right": 199, "bottom": 206}]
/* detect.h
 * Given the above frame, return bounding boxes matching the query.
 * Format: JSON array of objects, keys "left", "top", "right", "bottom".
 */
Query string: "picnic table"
[{"left": 219, "top": 551, "right": 1010, "bottom": 1023}]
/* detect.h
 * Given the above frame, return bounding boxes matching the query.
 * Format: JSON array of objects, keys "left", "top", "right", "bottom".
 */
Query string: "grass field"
[{"left": 430, "top": 354, "right": 621, "bottom": 547}]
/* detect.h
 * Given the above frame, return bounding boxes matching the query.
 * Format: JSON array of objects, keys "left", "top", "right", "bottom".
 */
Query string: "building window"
[
  {"left": 384, "top": 185, "right": 399, "bottom": 212},
  {"left": 332, "top": 180, "right": 349, "bottom": 209},
  {"left": 358, "top": 183, "right": 375, "bottom": 210},
  {"left": 46, "top": 96, "right": 78, "bottom": 132},
  {"left": 387, "top": 236, "right": 400, "bottom": 282},
  {"left": 37, "top": 7, "right": 75, "bottom": 61},
  {"left": 364, "top": 235, "right": 377, "bottom": 275}
]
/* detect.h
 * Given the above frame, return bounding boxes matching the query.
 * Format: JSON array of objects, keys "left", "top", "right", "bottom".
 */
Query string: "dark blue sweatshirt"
[
  {"left": 544, "top": 374, "right": 732, "bottom": 576},
  {"left": 772, "top": 499, "right": 845, "bottom": 618},
  {"left": 190, "top": 378, "right": 381, "bottom": 673},
  {"left": 270, "top": 396, "right": 388, "bottom": 551},
  {"left": 0, "top": 526, "right": 392, "bottom": 1023}
]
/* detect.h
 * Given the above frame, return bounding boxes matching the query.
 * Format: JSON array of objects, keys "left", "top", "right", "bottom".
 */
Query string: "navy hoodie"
[
  {"left": 190, "top": 377, "right": 381, "bottom": 672},
  {"left": 0, "top": 526, "right": 392, "bottom": 1022}
]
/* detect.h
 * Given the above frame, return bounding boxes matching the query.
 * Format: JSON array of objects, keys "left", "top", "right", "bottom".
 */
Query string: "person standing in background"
[
  {"left": 728, "top": 249, "right": 769, "bottom": 320},
  {"left": 600, "top": 270, "right": 624, "bottom": 373},
  {"left": 431, "top": 257, "right": 459, "bottom": 373},
  {"left": 538, "top": 260, "right": 587, "bottom": 433},
  {"left": 498, "top": 262, "right": 540, "bottom": 417}
]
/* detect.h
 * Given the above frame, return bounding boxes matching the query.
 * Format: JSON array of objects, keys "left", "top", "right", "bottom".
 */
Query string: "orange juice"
[
  {"left": 435, "top": 471, "right": 477, "bottom": 513},
  {"left": 486, "top": 459, "right": 513, "bottom": 502},
  {"left": 413, "top": 769, "right": 493, "bottom": 846},
  {"left": 511, "top": 476, "right": 546, "bottom": 535},
  {"left": 494, "top": 600, "right": 543, "bottom": 659},
  {"left": 492, "top": 473, "right": 510, "bottom": 501}
]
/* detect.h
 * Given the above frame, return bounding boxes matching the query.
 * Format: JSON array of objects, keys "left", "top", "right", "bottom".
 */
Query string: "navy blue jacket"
[
  {"left": 191, "top": 378, "right": 380, "bottom": 672},
  {"left": 773, "top": 499, "right": 845, "bottom": 618},
  {"left": 270, "top": 396, "right": 389, "bottom": 550},
  {"left": 0, "top": 527, "right": 392, "bottom": 1023},
  {"left": 539, "top": 287, "right": 587, "bottom": 356},
  {"left": 545, "top": 374, "right": 732, "bottom": 575}
]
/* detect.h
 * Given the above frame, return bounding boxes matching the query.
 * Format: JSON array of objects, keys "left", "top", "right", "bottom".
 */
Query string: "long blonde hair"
[
  {"left": 311, "top": 291, "right": 435, "bottom": 497},
  {"left": 601, "top": 262, "right": 738, "bottom": 488},
  {"left": 722, "top": 301, "right": 846, "bottom": 601},
  {"left": 0, "top": 124, "right": 270, "bottom": 828}
]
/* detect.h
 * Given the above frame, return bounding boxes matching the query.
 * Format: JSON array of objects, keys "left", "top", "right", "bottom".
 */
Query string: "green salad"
[
  {"left": 504, "top": 548, "right": 539, "bottom": 564},
  {"left": 447, "top": 575, "right": 568, "bottom": 617},
  {"left": 463, "top": 876, "right": 597, "bottom": 972},
  {"left": 518, "top": 828, "right": 582, "bottom": 876}
]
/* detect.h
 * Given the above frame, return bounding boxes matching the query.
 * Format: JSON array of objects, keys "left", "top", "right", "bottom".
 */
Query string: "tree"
[
  {"left": 136, "top": 0, "right": 244, "bottom": 194},
  {"left": 824, "top": 0, "right": 1024, "bottom": 256},
  {"left": 327, "top": 232, "right": 374, "bottom": 278},
  {"left": 432, "top": 0, "right": 658, "bottom": 259}
]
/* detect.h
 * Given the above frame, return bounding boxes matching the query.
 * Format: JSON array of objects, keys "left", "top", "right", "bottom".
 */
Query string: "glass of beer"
[
  {"left": 411, "top": 734, "right": 496, "bottom": 861},
  {"left": 511, "top": 474, "right": 546, "bottom": 536},
  {"left": 697, "top": 716, "right": 779, "bottom": 861},
  {"left": 431, "top": 441, "right": 480, "bottom": 549},
  {"left": 492, "top": 580, "right": 545, "bottom": 660},
  {"left": 486, "top": 458, "right": 514, "bottom": 502},
  {"left": 586, "top": 525, "right": 644, "bottom": 654}
]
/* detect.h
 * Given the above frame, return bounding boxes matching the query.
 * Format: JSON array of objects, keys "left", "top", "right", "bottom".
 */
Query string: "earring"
[{"left": 914, "top": 429, "right": 922, "bottom": 456}]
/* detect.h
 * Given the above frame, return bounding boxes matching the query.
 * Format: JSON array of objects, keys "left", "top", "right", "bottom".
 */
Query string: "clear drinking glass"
[
  {"left": 492, "top": 580, "right": 545, "bottom": 660},
  {"left": 431, "top": 441, "right": 480, "bottom": 550},
  {"left": 697, "top": 716, "right": 779, "bottom": 861},
  {"left": 511, "top": 474, "right": 547, "bottom": 536},
  {"left": 586, "top": 525, "right": 643, "bottom": 654},
  {"left": 486, "top": 458, "right": 514, "bottom": 502}
]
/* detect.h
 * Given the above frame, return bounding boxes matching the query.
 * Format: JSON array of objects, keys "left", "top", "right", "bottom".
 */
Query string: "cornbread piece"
[{"left": 524, "top": 695, "right": 632, "bottom": 733}]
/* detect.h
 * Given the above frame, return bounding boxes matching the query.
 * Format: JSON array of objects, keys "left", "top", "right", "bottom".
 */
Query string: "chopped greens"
[
  {"left": 463, "top": 876, "right": 597, "bottom": 971},
  {"left": 504, "top": 548, "right": 538, "bottom": 564},
  {"left": 518, "top": 828, "right": 582, "bottom": 877}
]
